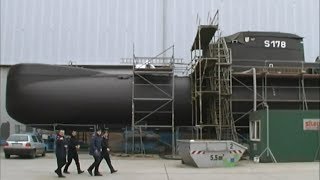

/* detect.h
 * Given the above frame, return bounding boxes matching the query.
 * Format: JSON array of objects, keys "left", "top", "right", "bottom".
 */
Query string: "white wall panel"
[{"left": 0, "top": 0, "right": 319, "bottom": 65}]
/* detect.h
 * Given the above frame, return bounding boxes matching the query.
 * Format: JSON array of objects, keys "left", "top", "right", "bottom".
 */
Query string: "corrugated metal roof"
[{"left": 0, "top": 0, "right": 319, "bottom": 65}]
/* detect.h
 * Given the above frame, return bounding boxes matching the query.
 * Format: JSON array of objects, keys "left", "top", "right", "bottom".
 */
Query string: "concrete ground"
[{"left": 0, "top": 152, "right": 319, "bottom": 180}]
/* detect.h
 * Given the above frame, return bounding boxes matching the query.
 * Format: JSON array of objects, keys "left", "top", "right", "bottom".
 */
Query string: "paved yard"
[{"left": 0, "top": 152, "right": 319, "bottom": 180}]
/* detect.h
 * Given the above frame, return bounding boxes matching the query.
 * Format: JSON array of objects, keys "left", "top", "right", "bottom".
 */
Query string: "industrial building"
[{"left": 0, "top": 0, "right": 319, "bottom": 163}]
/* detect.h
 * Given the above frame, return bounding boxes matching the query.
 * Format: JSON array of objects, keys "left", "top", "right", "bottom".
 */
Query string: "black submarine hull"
[
  {"left": 6, "top": 64, "right": 192, "bottom": 126},
  {"left": 6, "top": 63, "right": 320, "bottom": 128}
]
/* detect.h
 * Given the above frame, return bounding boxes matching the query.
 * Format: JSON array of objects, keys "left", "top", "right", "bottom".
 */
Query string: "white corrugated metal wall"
[{"left": 0, "top": 0, "right": 319, "bottom": 65}]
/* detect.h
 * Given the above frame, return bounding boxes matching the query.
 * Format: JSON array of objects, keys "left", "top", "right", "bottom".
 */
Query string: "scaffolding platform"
[
  {"left": 122, "top": 46, "right": 181, "bottom": 156},
  {"left": 190, "top": 21, "right": 238, "bottom": 141},
  {"left": 191, "top": 25, "right": 218, "bottom": 51}
]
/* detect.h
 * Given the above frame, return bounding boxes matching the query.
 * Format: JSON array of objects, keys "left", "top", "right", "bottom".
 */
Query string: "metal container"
[{"left": 177, "top": 140, "right": 247, "bottom": 168}]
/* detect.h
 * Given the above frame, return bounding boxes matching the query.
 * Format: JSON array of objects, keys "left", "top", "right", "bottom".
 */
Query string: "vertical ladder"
[{"left": 210, "top": 37, "right": 238, "bottom": 141}]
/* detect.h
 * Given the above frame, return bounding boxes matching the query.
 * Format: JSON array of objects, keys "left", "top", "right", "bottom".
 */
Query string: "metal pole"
[
  {"left": 199, "top": 26, "right": 203, "bottom": 129},
  {"left": 265, "top": 73, "right": 268, "bottom": 103},
  {"left": 191, "top": 51, "right": 195, "bottom": 134},
  {"left": 253, "top": 68, "right": 257, "bottom": 111},
  {"left": 218, "top": 39, "right": 222, "bottom": 140},
  {"left": 265, "top": 103, "right": 277, "bottom": 162},
  {"left": 132, "top": 57, "right": 135, "bottom": 154},
  {"left": 162, "top": 0, "right": 167, "bottom": 56},
  {"left": 266, "top": 103, "right": 269, "bottom": 152},
  {"left": 172, "top": 63, "right": 175, "bottom": 156},
  {"left": 194, "top": 55, "right": 198, "bottom": 139},
  {"left": 198, "top": 26, "right": 203, "bottom": 140},
  {"left": 199, "top": 59, "right": 203, "bottom": 126},
  {"left": 258, "top": 102, "right": 277, "bottom": 162}
]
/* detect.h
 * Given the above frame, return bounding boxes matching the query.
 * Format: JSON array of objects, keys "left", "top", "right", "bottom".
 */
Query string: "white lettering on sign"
[
  {"left": 303, "top": 119, "right": 320, "bottom": 131},
  {"left": 264, "top": 40, "right": 286, "bottom": 48}
]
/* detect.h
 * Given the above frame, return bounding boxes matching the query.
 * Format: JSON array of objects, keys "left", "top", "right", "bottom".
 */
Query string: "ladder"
[{"left": 210, "top": 37, "right": 238, "bottom": 141}]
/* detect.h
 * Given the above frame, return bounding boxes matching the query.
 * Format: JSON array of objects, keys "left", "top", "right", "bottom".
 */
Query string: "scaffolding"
[
  {"left": 122, "top": 46, "right": 182, "bottom": 156},
  {"left": 231, "top": 60, "right": 320, "bottom": 144},
  {"left": 189, "top": 21, "right": 238, "bottom": 141}
]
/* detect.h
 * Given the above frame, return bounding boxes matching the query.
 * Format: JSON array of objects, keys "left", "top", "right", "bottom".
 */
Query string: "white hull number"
[{"left": 264, "top": 40, "right": 286, "bottom": 48}]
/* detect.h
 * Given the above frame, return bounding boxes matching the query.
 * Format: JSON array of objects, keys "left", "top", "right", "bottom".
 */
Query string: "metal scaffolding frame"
[
  {"left": 189, "top": 16, "right": 238, "bottom": 141},
  {"left": 231, "top": 60, "right": 320, "bottom": 143},
  {"left": 123, "top": 46, "right": 181, "bottom": 156}
]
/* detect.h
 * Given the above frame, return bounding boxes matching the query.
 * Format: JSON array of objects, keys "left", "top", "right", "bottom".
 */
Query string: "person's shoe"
[
  {"left": 78, "top": 170, "right": 84, "bottom": 174},
  {"left": 63, "top": 171, "right": 70, "bottom": 174},
  {"left": 55, "top": 170, "right": 65, "bottom": 178},
  {"left": 111, "top": 170, "right": 118, "bottom": 174},
  {"left": 87, "top": 169, "right": 93, "bottom": 176},
  {"left": 54, "top": 170, "right": 59, "bottom": 176},
  {"left": 94, "top": 172, "right": 103, "bottom": 176}
]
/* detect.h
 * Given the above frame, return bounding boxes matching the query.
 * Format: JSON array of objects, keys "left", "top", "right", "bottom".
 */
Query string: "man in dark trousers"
[
  {"left": 63, "top": 130, "right": 84, "bottom": 174},
  {"left": 87, "top": 129, "right": 103, "bottom": 176},
  {"left": 54, "top": 129, "right": 67, "bottom": 178},
  {"left": 101, "top": 130, "right": 117, "bottom": 174}
]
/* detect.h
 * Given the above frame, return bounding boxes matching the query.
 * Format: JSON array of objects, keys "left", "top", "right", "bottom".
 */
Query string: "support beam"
[{"left": 253, "top": 68, "right": 257, "bottom": 111}]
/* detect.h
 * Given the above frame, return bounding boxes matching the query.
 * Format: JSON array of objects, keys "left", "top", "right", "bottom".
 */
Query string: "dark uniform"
[
  {"left": 87, "top": 133, "right": 103, "bottom": 176},
  {"left": 101, "top": 136, "right": 117, "bottom": 173},
  {"left": 63, "top": 134, "right": 84, "bottom": 174},
  {"left": 54, "top": 133, "right": 67, "bottom": 178}
]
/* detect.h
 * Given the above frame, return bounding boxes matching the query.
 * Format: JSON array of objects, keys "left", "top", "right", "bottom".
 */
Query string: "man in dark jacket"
[
  {"left": 63, "top": 130, "right": 84, "bottom": 174},
  {"left": 101, "top": 130, "right": 117, "bottom": 174},
  {"left": 54, "top": 129, "right": 67, "bottom": 178},
  {"left": 87, "top": 129, "right": 103, "bottom": 176}
]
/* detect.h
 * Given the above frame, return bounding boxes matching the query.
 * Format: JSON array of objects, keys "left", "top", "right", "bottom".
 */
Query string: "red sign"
[{"left": 303, "top": 119, "right": 320, "bottom": 131}]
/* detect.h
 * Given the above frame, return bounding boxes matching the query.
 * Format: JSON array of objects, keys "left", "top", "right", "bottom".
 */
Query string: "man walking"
[
  {"left": 87, "top": 129, "right": 103, "bottom": 176},
  {"left": 54, "top": 129, "right": 67, "bottom": 178},
  {"left": 101, "top": 130, "right": 117, "bottom": 174},
  {"left": 63, "top": 130, "right": 84, "bottom": 174}
]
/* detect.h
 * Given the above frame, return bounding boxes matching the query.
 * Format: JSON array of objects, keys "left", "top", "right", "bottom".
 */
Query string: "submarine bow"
[{"left": 6, "top": 64, "right": 192, "bottom": 126}]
